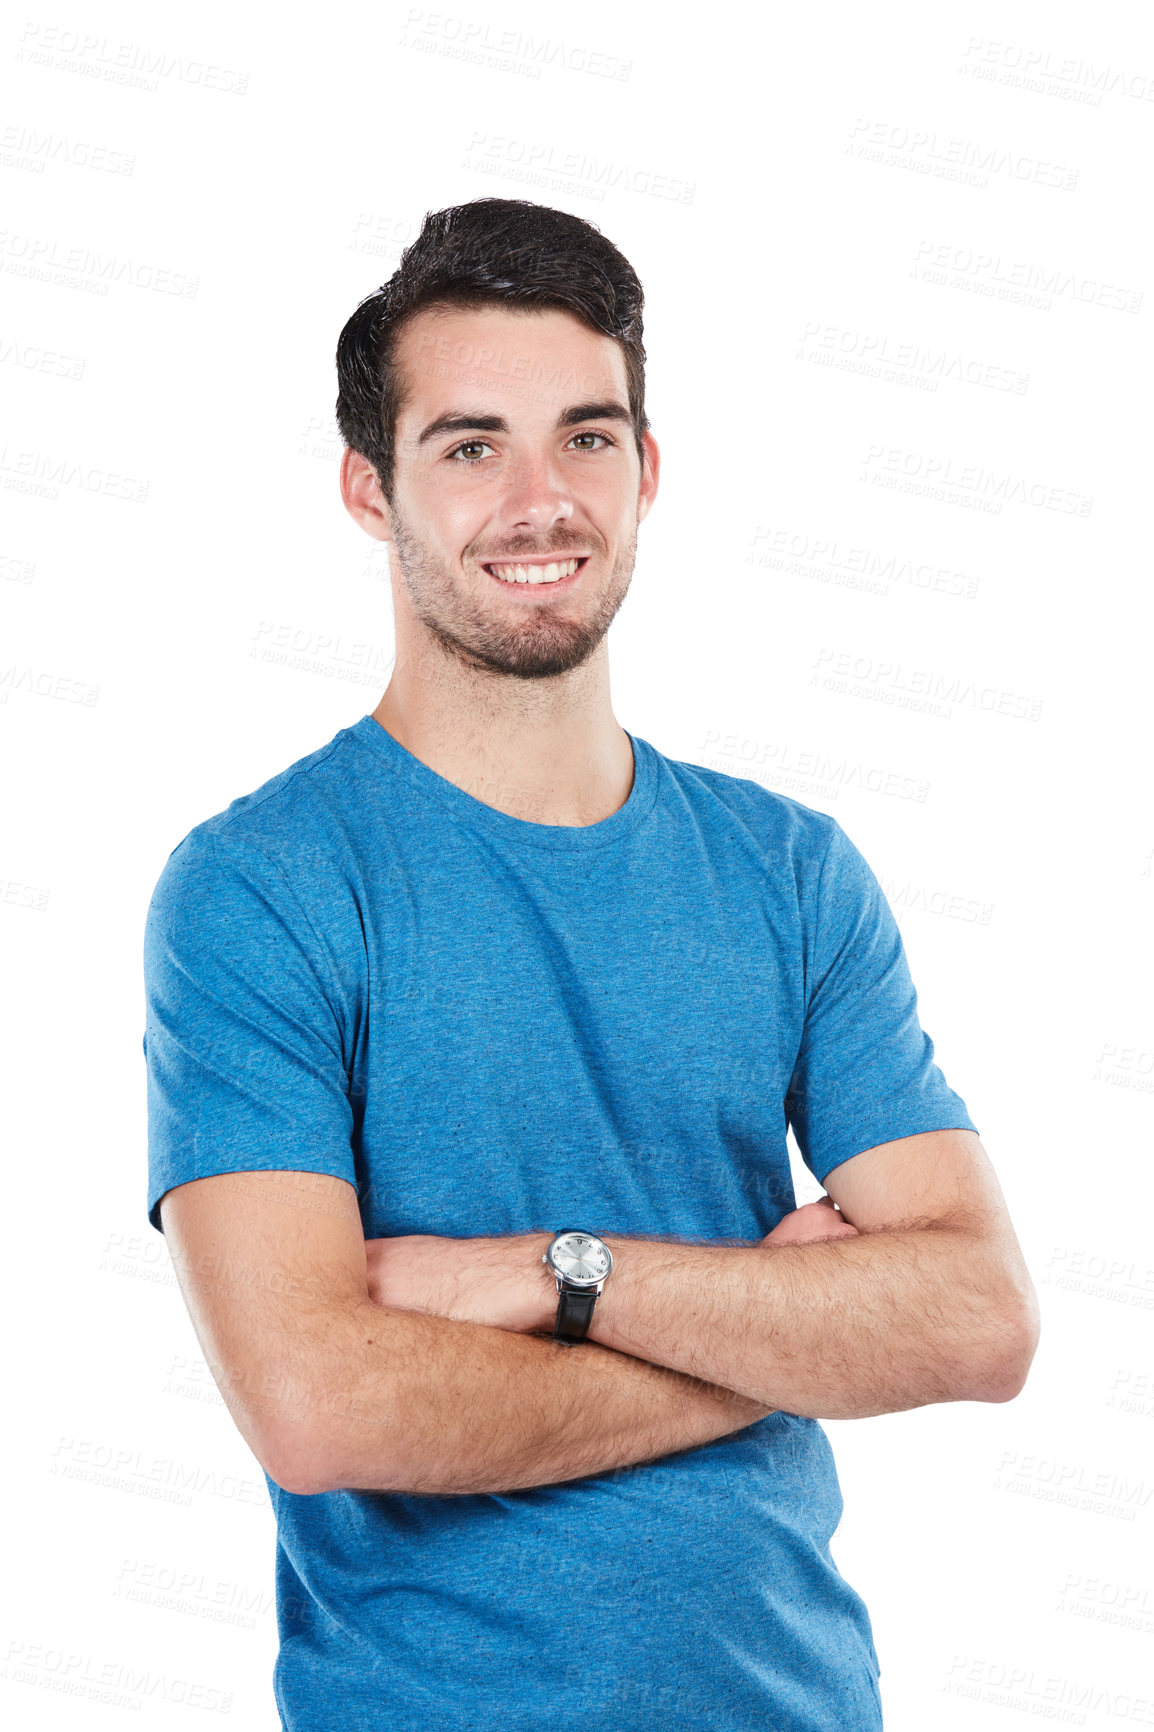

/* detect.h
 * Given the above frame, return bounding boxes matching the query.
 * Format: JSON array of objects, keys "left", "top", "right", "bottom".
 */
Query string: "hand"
[
  {"left": 364, "top": 1232, "right": 553, "bottom": 1334},
  {"left": 762, "top": 1197, "right": 860, "bottom": 1247}
]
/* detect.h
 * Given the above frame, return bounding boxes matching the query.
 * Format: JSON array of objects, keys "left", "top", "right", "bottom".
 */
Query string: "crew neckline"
[{"left": 349, "top": 713, "right": 659, "bottom": 851}]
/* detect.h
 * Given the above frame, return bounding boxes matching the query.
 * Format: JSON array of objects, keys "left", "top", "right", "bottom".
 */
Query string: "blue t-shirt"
[{"left": 142, "top": 714, "right": 976, "bottom": 1731}]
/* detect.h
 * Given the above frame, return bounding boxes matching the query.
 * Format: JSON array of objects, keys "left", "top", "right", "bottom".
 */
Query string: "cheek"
[
  {"left": 573, "top": 485, "right": 627, "bottom": 548},
  {"left": 428, "top": 488, "right": 496, "bottom": 558}
]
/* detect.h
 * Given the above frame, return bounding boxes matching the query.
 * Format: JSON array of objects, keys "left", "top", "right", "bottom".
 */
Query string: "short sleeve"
[
  {"left": 785, "top": 820, "right": 977, "bottom": 1185},
  {"left": 143, "top": 830, "right": 357, "bottom": 1233}
]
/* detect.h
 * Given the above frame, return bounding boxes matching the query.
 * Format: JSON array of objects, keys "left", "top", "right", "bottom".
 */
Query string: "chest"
[{"left": 349, "top": 840, "right": 805, "bottom": 1238}]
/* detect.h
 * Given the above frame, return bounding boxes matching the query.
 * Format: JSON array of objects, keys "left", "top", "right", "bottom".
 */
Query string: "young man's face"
[{"left": 366, "top": 302, "right": 659, "bottom": 681}]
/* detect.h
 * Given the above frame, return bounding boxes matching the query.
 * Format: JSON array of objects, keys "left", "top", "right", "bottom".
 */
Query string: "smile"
[{"left": 482, "top": 556, "right": 587, "bottom": 587}]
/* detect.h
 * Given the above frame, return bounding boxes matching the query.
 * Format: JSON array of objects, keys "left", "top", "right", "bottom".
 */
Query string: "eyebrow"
[{"left": 416, "top": 401, "right": 633, "bottom": 448}]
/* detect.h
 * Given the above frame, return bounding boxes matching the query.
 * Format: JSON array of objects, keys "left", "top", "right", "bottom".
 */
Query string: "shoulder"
[
  {"left": 145, "top": 722, "right": 392, "bottom": 995},
  {"left": 644, "top": 738, "right": 843, "bottom": 875},
  {"left": 183, "top": 721, "right": 366, "bottom": 854},
  {"left": 641, "top": 743, "right": 893, "bottom": 951},
  {"left": 151, "top": 718, "right": 392, "bottom": 894}
]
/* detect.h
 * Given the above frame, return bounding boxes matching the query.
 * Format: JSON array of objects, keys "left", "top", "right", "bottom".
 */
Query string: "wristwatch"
[{"left": 542, "top": 1229, "right": 613, "bottom": 1344}]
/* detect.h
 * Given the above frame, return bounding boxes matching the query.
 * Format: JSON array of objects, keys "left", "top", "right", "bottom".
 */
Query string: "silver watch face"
[{"left": 550, "top": 1231, "right": 611, "bottom": 1285}]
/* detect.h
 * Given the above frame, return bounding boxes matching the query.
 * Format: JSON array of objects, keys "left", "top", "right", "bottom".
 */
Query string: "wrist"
[
  {"left": 582, "top": 1234, "right": 636, "bottom": 1349},
  {"left": 541, "top": 1228, "right": 620, "bottom": 1345},
  {"left": 520, "top": 1232, "right": 557, "bottom": 1333}
]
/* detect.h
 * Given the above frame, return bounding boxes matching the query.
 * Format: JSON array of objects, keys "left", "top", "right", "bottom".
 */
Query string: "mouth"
[{"left": 480, "top": 555, "right": 589, "bottom": 591}]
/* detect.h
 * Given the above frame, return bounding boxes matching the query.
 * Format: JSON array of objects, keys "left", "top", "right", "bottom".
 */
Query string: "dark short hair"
[{"left": 335, "top": 198, "right": 649, "bottom": 503}]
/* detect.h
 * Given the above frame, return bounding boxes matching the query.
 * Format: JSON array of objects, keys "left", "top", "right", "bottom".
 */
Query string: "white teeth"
[{"left": 489, "top": 558, "right": 580, "bottom": 585}]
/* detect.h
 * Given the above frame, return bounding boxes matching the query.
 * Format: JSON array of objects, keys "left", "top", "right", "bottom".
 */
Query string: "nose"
[{"left": 500, "top": 449, "right": 575, "bottom": 534}]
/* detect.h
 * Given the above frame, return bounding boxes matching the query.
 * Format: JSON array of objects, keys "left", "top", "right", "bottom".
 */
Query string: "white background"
[{"left": 3, "top": 0, "right": 1152, "bottom": 1725}]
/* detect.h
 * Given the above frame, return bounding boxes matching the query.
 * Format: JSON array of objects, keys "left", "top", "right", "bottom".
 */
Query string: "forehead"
[{"left": 392, "top": 303, "right": 629, "bottom": 424}]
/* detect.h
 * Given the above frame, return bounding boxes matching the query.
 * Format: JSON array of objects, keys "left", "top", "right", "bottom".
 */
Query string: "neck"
[{"left": 371, "top": 630, "right": 634, "bottom": 829}]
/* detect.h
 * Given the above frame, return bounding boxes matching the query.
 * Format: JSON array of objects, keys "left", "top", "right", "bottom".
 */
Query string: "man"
[{"left": 143, "top": 197, "right": 1039, "bottom": 1730}]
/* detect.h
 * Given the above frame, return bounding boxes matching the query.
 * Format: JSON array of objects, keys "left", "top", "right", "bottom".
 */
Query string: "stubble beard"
[{"left": 385, "top": 504, "right": 639, "bottom": 681}]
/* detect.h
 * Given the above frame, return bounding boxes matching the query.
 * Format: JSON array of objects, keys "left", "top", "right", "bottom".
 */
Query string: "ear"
[
  {"left": 340, "top": 447, "right": 394, "bottom": 543},
  {"left": 637, "top": 429, "right": 660, "bottom": 524}
]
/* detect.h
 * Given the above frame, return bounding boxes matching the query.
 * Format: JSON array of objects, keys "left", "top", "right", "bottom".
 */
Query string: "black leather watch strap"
[{"left": 553, "top": 1286, "right": 598, "bottom": 1343}]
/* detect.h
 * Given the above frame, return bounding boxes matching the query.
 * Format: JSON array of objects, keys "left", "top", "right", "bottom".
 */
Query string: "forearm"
[
  {"left": 271, "top": 1300, "right": 773, "bottom": 1498},
  {"left": 591, "top": 1225, "right": 1034, "bottom": 1419}
]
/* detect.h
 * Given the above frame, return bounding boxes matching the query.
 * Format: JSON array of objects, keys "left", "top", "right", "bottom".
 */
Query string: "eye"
[
  {"left": 444, "top": 430, "right": 618, "bottom": 463},
  {"left": 447, "top": 439, "right": 495, "bottom": 462}
]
